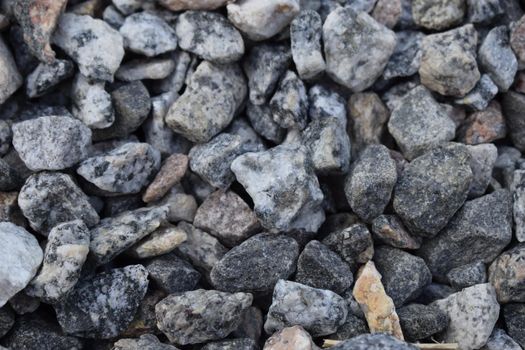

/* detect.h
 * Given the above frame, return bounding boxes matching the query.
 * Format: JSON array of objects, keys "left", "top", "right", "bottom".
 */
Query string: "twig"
[{"left": 322, "top": 339, "right": 459, "bottom": 349}]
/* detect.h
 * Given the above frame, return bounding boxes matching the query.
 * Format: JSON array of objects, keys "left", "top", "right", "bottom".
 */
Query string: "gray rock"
[
  {"left": 387, "top": 86, "right": 456, "bottom": 160},
  {"left": 393, "top": 143, "right": 473, "bottom": 237},
  {"left": 371, "top": 215, "right": 422, "bottom": 250},
  {"left": 264, "top": 280, "right": 348, "bottom": 337},
  {"left": 466, "top": 143, "right": 498, "bottom": 198},
  {"left": 459, "top": 100, "right": 506, "bottom": 144},
  {"left": 0, "top": 158, "right": 23, "bottom": 192},
  {"left": 189, "top": 134, "right": 247, "bottom": 189},
  {"left": 18, "top": 172, "right": 100, "bottom": 234},
  {"left": 116, "top": 58, "right": 175, "bottom": 81},
  {"left": 308, "top": 85, "right": 347, "bottom": 126},
  {"left": 0, "top": 222, "right": 42, "bottom": 307},
  {"left": 0, "top": 36, "right": 22, "bottom": 105},
  {"left": 90, "top": 206, "right": 168, "bottom": 265},
  {"left": 8, "top": 292, "right": 40, "bottom": 315},
  {"left": 155, "top": 289, "right": 252, "bottom": 345},
  {"left": 270, "top": 70, "right": 308, "bottom": 130},
  {"left": 26, "top": 59, "right": 74, "bottom": 98},
  {"left": 0, "top": 306, "right": 14, "bottom": 337},
  {"left": 103, "top": 194, "right": 143, "bottom": 218},
  {"left": 374, "top": 246, "right": 432, "bottom": 307},
  {"left": 325, "top": 333, "right": 418, "bottom": 350},
  {"left": 290, "top": 10, "right": 325, "bottom": 80},
  {"left": 488, "top": 244, "right": 525, "bottom": 303},
  {"left": 481, "top": 328, "right": 522, "bottom": 350},
  {"left": 419, "top": 24, "right": 480, "bottom": 97},
  {"left": 479, "top": 25, "right": 517, "bottom": 92},
  {"left": 12, "top": 116, "right": 92, "bottom": 171},
  {"left": 295, "top": 240, "right": 353, "bottom": 294},
  {"left": 431, "top": 283, "right": 500, "bottom": 350},
  {"left": 418, "top": 189, "right": 512, "bottom": 280},
  {"left": 26, "top": 220, "right": 90, "bottom": 304},
  {"left": 93, "top": 81, "right": 151, "bottom": 141},
  {"left": 54, "top": 265, "right": 149, "bottom": 339},
  {"left": 345, "top": 145, "right": 397, "bottom": 222},
  {"left": 226, "top": 118, "right": 266, "bottom": 153},
  {"left": 156, "top": 50, "right": 192, "bottom": 94},
  {"left": 323, "top": 7, "right": 396, "bottom": 92},
  {"left": 193, "top": 190, "right": 260, "bottom": 247},
  {"left": 120, "top": 12, "right": 177, "bottom": 57},
  {"left": 77, "top": 143, "right": 161, "bottom": 195},
  {"left": 246, "top": 102, "right": 285, "bottom": 143},
  {"left": 232, "top": 306, "right": 263, "bottom": 341},
  {"left": 113, "top": 0, "right": 144, "bottom": 14},
  {"left": 415, "top": 283, "right": 455, "bottom": 305},
  {"left": 323, "top": 223, "right": 374, "bottom": 270},
  {"left": 145, "top": 253, "right": 200, "bottom": 293},
  {"left": 0, "top": 120, "right": 11, "bottom": 157},
  {"left": 455, "top": 74, "right": 499, "bottom": 111},
  {"left": 71, "top": 73, "right": 115, "bottom": 129},
  {"left": 52, "top": 13, "right": 124, "bottom": 82},
  {"left": 175, "top": 11, "right": 243, "bottom": 63},
  {"left": 166, "top": 61, "right": 246, "bottom": 143},
  {"left": 511, "top": 14, "right": 525, "bottom": 68},
  {"left": 328, "top": 314, "right": 369, "bottom": 340},
  {"left": 493, "top": 145, "right": 522, "bottom": 187},
  {"left": 202, "top": 338, "right": 258, "bottom": 350},
  {"left": 231, "top": 145, "right": 325, "bottom": 233},
  {"left": 503, "top": 303, "right": 525, "bottom": 348},
  {"left": 502, "top": 91, "right": 525, "bottom": 152},
  {"left": 412, "top": 0, "right": 465, "bottom": 30},
  {"left": 512, "top": 171, "right": 525, "bottom": 241},
  {"left": 243, "top": 43, "right": 291, "bottom": 105},
  {"left": 103, "top": 5, "right": 125, "bottom": 29},
  {"left": 397, "top": 304, "right": 449, "bottom": 342},
  {"left": 154, "top": 185, "right": 198, "bottom": 223},
  {"left": 210, "top": 233, "right": 298, "bottom": 293},
  {"left": 113, "top": 334, "right": 179, "bottom": 350},
  {"left": 467, "top": 0, "right": 504, "bottom": 23},
  {"left": 447, "top": 261, "right": 487, "bottom": 290},
  {"left": 383, "top": 31, "right": 424, "bottom": 80}
]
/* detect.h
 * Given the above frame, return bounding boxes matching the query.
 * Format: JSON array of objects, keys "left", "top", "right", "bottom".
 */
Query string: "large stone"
[
  {"left": 323, "top": 7, "right": 396, "bottom": 92},
  {"left": 393, "top": 143, "right": 472, "bottom": 237},
  {"left": 0, "top": 36, "right": 22, "bottom": 105},
  {"left": 155, "top": 289, "right": 252, "bottom": 345},
  {"left": 71, "top": 73, "right": 115, "bottom": 129},
  {"left": 412, "top": 0, "right": 465, "bottom": 30},
  {"left": 431, "top": 283, "right": 500, "bottom": 350},
  {"left": 488, "top": 244, "right": 525, "bottom": 303},
  {"left": 418, "top": 190, "right": 512, "bottom": 280},
  {"left": 265, "top": 280, "right": 348, "bottom": 337},
  {"left": 12, "top": 116, "right": 91, "bottom": 171},
  {"left": 397, "top": 304, "right": 449, "bottom": 342},
  {"left": 270, "top": 70, "right": 308, "bottom": 130},
  {"left": 0, "top": 222, "right": 43, "bottom": 307},
  {"left": 290, "top": 10, "right": 325, "bottom": 80},
  {"left": 145, "top": 253, "right": 200, "bottom": 293},
  {"left": 481, "top": 328, "right": 522, "bottom": 350}
]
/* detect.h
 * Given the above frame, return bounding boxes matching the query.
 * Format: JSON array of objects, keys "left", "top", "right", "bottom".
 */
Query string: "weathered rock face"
[
  {"left": 113, "top": 334, "right": 179, "bottom": 350},
  {"left": 488, "top": 244, "right": 525, "bottom": 303},
  {"left": 231, "top": 145, "right": 325, "bottom": 233},
  {"left": 145, "top": 253, "right": 200, "bottom": 293},
  {"left": 263, "top": 326, "right": 319, "bottom": 350},
  {"left": 265, "top": 280, "right": 348, "bottom": 337},
  {"left": 71, "top": 73, "right": 115, "bottom": 129},
  {"left": 129, "top": 223, "right": 187, "bottom": 259},
  {"left": 455, "top": 74, "right": 498, "bottom": 111},
  {"left": 502, "top": 91, "right": 525, "bottom": 152},
  {"left": 512, "top": 171, "right": 525, "bottom": 242},
  {"left": 0, "top": 36, "right": 22, "bottom": 105},
  {"left": 329, "top": 334, "right": 418, "bottom": 350},
  {"left": 159, "top": 0, "right": 230, "bottom": 11},
  {"left": 323, "top": 223, "right": 374, "bottom": 270},
  {"left": 466, "top": 143, "right": 498, "bottom": 198},
  {"left": 447, "top": 261, "right": 487, "bottom": 290},
  {"left": 503, "top": 303, "right": 525, "bottom": 348},
  {"left": 290, "top": 10, "right": 325, "bottom": 80},
  {"left": 323, "top": 7, "right": 396, "bottom": 92},
  {"left": 143, "top": 153, "right": 188, "bottom": 203},
  {"left": 25, "top": 59, "right": 74, "bottom": 98},
  {"left": 270, "top": 70, "right": 308, "bottom": 130},
  {"left": 0, "top": 222, "right": 43, "bottom": 307},
  {"left": 479, "top": 26, "right": 517, "bottom": 92},
  {"left": 397, "top": 304, "right": 449, "bottom": 342},
  {"left": 432, "top": 284, "right": 500, "bottom": 350},
  {"left": 383, "top": 30, "right": 424, "bottom": 80},
  {"left": 54, "top": 265, "right": 149, "bottom": 339},
  {"left": 371, "top": 215, "right": 421, "bottom": 250},
  {"left": 481, "top": 328, "right": 523, "bottom": 350},
  {"left": 155, "top": 289, "right": 253, "bottom": 345},
  {"left": 412, "top": 0, "right": 465, "bottom": 30}
]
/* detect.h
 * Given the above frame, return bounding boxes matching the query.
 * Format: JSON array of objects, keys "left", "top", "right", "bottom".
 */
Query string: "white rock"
[
  {"left": 71, "top": 74, "right": 115, "bottom": 129},
  {"left": 0, "top": 36, "right": 22, "bottom": 105}
]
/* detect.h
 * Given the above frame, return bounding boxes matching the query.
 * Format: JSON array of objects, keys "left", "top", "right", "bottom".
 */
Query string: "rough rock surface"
[
  {"left": 329, "top": 334, "right": 417, "bottom": 350},
  {"left": 502, "top": 91, "right": 525, "bottom": 152},
  {"left": 466, "top": 143, "right": 498, "bottom": 198},
  {"left": 383, "top": 30, "right": 424, "bottom": 80},
  {"left": 270, "top": 70, "right": 308, "bottom": 130},
  {"left": 511, "top": 14, "right": 525, "bottom": 68},
  {"left": 142, "top": 153, "right": 188, "bottom": 203},
  {"left": 512, "top": 170, "right": 525, "bottom": 242},
  {"left": 145, "top": 253, "right": 200, "bottom": 293},
  {"left": 25, "top": 59, "right": 74, "bottom": 98},
  {"left": 71, "top": 73, "right": 115, "bottom": 129},
  {"left": 503, "top": 303, "right": 525, "bottom": 348},
  {"left": 488, "top": 244, "right": 525, "bottom": 303},
  {"left": 129, "top": 224, "right": 187, "bottom": 259},
  {"left": 371, "top": 215, "right": 421, "bottom": 249},
  {"left": 263, "top": 326, "right": 318, "bottom": 350},
  {"left": 455, "top": 74, "right": 499, "bottom": 111},
  {"left": 412, "top": 0, "right": 465, "bottom": 30},
  {"left": 481, "top": 328, "right": 522, "bottom": 350},
  {"left": 458, "top": 101, "right": 506, "bottom": 144},
  {"left": 113, "top": 334, "right": 179, "bottom": 350},
  {"left": 159, "top": 0, "right": 229, "bottom": 11},
  {"left": 290, "top": 10, "right": 325, "bottom": 80},
  {"left": 397, "top": 304, "right": 449, "bottom": 342},
  {"left": 447, "top": 261, "right": 487, "bottom": 290},
  {"left": 323, "top": 223, "right": 374, "bottom": 269},
  {"left": 0, "top": 37, "right": 22, "bottom": 105}
]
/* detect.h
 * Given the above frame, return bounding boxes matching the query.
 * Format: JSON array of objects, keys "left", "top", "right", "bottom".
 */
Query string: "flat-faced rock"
[
  {"left": 412, "top": 0, "right": 465, "bottom": 30},
  {"left": 128, "top": 223, "right": 187, "bottom": 259},
  {"left": 25, "top": 59, "right": 74, "bottom": 98},
  {"left": 481, "top": 328, "right": 522, "bottom": 350},
  {"left": 155, "top": 289, "right": 252, "bottom": 345},
  {"left": 52, "top": 13, "right": 124, "bottom": 82},
  {"left": 447, "top": 261, "right": 487, "bottom": 290},
  {"left": 466, "top": 143, "right": 498, "bottom": 198},
  {"left": 323, "top": 7, "right": 396, "bottom": 92},
  {"left": 502, "top": 91, "right": 525, "bottom": 151},
  {"left": 265, "top": 280, "right": 347, "bottom": 337},
  {"left": 488, "top": 244, "right": 525, "bottom": 303},
  {"left": 512, "top": 170, "right": 525, "bottom": 242},
  {"left": 309, "top": 85, "right": 346, "bottom": 126},
  {"left": 458, "top": 101, "right": 506, "bottom": 144},
  {"left": 154, "top": 185, "right": 198, "bottom": 223},
  {"left": 116, "top": 58, "right": 176, "bottom": 81},
  {"left": 159, "top": 0, "right": 229, "bottom": 11},
  {"left": 290, "top": 10, "right": 325, "bottom": 80},
  {"left": 419, "top": 24, "right": 480, "bottom": 97},
  {"left": 503, "top": 303, "right": 525, "bottom": 348},
  {"left": 270, "top": 70, "right": 308, "bottom": 130},
  {"left": 323, "top": 223, "right": 374, "bottom": 269},
  {"left": 467, "top": 0, "right": 504, "bottom": 23},
  {"left": 263, "top": 326, "right": 318, "bottom": 350},
  {"left": 397, "top": 304, "right": 449, "bottom": 342},
  {"left": 113, "top": 334, "right": 179, "bottom": 350},
  {"left": 393, "top": 143, "right": 473, "bottom": 237},
  {"left": 71, "top": 73, "right": 115, "bottom": 129},
  {"left": 145, "top": 253, "right": 200, "bottom": 293},
  {"left": 455, "top": 74, "right": 499, "bottom": 111},
  {"left": 18, "top": 172, "right": 100, "bottom": 234},
  {"left": 142, "top": 153, "right": 188, "bottom": 203},
  {"left": 329, "top": 334, "right": 417, "bottom": 350},
  {"left": 0, "top": 222, "right": 43, "bottom": 307},
  {"left": 54, "top": 265, "right": 149, "bottom": 339},
  {"left": 0, "top": 36, "right": 22, "bottom": 105},
  {"left": 383, "top": 31, "right": 423, "bottom": 80},
  {"left": 371, "top": 215, "right": 421, "bottom": 249}
]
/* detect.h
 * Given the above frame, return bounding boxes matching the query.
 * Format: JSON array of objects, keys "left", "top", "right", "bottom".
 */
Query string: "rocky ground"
[{"left": 0, "top": 0, "right": 524, "bottom": 349}]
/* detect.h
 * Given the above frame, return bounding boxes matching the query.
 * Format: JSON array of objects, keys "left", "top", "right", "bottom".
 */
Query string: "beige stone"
[
  {"left": 128, "top": 223, "right": 187, "bottom": 259},
  {"left": 263, "top": 326, "right": 319, "bottom": 350},
  {"left": 142, "top": 153, "right": 188, "bottom": 203}
]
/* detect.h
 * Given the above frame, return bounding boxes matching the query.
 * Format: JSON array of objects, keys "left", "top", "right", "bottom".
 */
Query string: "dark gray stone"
[
  {"left": 467, "top": 143, "right": 498, "bottom": 198},
  {"left": 447, "top": 261, "right": 487, "bottom": 290},
  {"left": 371, "top": 214, "right": 422, "bottom": 250},
  {"left": 504, "top": 303, "right": 525, "bottom": 348},
  {"left": 113, "top": 334, "right": 179, "bottom": 350},
  {"left": 308, "top": 85, "right": 347, "bottom": 126},
  {"left": 467, "top": 0, "right": 504, "bottom": 23},
  {"left": 145, "top": 253, "right": 201, "bottom": 293},
  {"left": 323, "top": 223, "right": 374, "bottom": 270},
  {"left": 488, "top": 244, "right": 525, "bottom": 303},
  {"left": 202, "top": 338, "right": 258, "bottom": 350},
  {"left": 481, "top": 328, "right": 523, "bottom": 350},
  {"left": 246, "top": 102, "right": 285, "bottom": 143},
  {"left": 0, "top": 306, "right": 14, "bottom": 338},
  {"left": 455, "top": 74, "right": 499, "bottom": 111},
  {"left": 327, "top": 314, "right": 369, "bottom": 340},
  {"left": 502, "top": 91, "right": 525, "bottom": 152},
  {"left": 397, "top": 303, "right": 449, "bottom": 342},
  {"left": 329, "top": 333, "right": 418, "bottom": 350},
  {"left": 26, "top": 59, "right": 74, "bottom": 98},
  {"left": 383, "top": 30, "right": 424, "bottom": 80}
]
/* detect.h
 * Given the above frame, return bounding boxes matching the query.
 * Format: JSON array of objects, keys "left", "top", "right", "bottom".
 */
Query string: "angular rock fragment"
[
  {"left": 155, "top": 289, "right": 252, "bottom": 345},
  {"left": 113, "top": 334, "right": 179, "bottom": 350},
  {"left": 458, "top": 101, "right": 506, "bottom": 144},
  {"left": 419, "top": 24, "right": 480, "bottom": 97},
  {"left": 308, "top": 85, "right": 346, "bottom": 126},
  {"left": 12, "top": 115, "right": 91, "bottom": 171},
  {"left": 155, "top": 185, "right": 197, "bottom": 223},
  {"left": 194, "top": 190, "right": 260, "bottom": 247},
  {"left": 503, "top": 303, "right": 525, "bottom": 348},
  {"left": 512, "top": 171, "right": 525, "bottom": 241},
  {"left": 265, "top": 280, "right": 347, "bottom": 337},
  {"left": 55, "top": 265, "right": 149, "bottom": 339},
  {"left": 0, "top": 306, "right": 14, "bottom": 338},
  {"left": 327, "top": 313, "right": 368, "bottom": 340},
  {"left": 0, "top": 222, "right": 42, "bottom": 307},
  {"left": 270, "top": 70, "right": 308, "bottom": 130},
  {"left": 488, "top": 244, "right": 525, "bottom": 303},
  {"left": 129, "top": 223, "right": 187, "bottom": 259},
  {"left": 71, "top": 73, "right": 115, "bottom": 129},
  {"left": 90, "top": 206, "right": 167, "bottom": 265},
  {"left": 371, "top": 215, "right": 421, "bottom": 249},
  {"left": 372, "top": 0, "right": 401, "bottom": 28},
  {"left": 353, "top": 261, "right": 404, "bottom": 340},
  {"left": 77, "top": 143, "right": 161, "bottom": 195},
  {"left": 323, "top": 223, "right": 374, "bottom": 269},
  {"left": 502, "top": 91, "right": 525, "bottom": 151},
  {"left": 211, "top": 233, "right": 298, "bottom": 293},
  {"left": 479, "top": 25, "right": 517, "bottom": 92},
  {"left": 466, "top": 143, "right": 497, "bottom": 198},
  {"left": 116, "top": 58, "right": 175, "bottom": 81},
  {"left": 18, "top": 172, "right": 100, "bottom": 234},
  {"left": 159, "top": 0, "right": 229, "bottom": 11},
  {"left": 231, "top": 145, "right": 325, "bottom": 233},
  {"left": 393, "top": 143, "right": 473, "bottom": 237},
  {"left": 447, "top": 261, "right": 487, "bottom": 290},
  {"left": 481, "top": 328, "right": 522, "bottom": 350},
  {"left": 26, "top": 220, "right": 89, "bottom": 304},
  {"left": 26, "top": 59, "right": 74, "bottom": 98},
  {"left": 120, "top": 12, "right": 177, "bottom": 57},
  {"left": 345, "top": 145, "right": 397, "bottom": 222},
  {"left": 511, "top": 14, "right": 525, "bottom": 68},
  {"left": 467, "top": 0, "right": 504, "bottom": 23},
  {"left": 175, "top": 11, "right": 243, "bottom": 63},
  {"left": 387, "top": 86, "right": 456, "bottom": 160},
  {"left": 143, "top": 153, "right": 188, "bottom": 203},
  {"left": 412, "top": 0, "right": 465, "bottom": 30},
  {"left": 227, "top": 0, "right": 300, "bottom": 41},
  {"left": 52, "top": 13, "right": 124, "bottom": 82},
  {"left": 432, "top": 283, "right": 500, "bottom": 350},
  {"left": 203, "top": 338, "right": 258, "bottom": 350},
  {"left": 290, "top": 11, "right": 325, "bottom": 80},
  {"left": 329, "top": 333, "right": 417, "bottom": 350},
  {"left": 145, "top": 253, "right": 200, "bottom": 293},
  {"left": 419, "top": 190, "right": 512, "bottom": 279},
  {"left": 383, "top": 31, "right": 423, "bottom": 80},
  {"left": 323, "top": 7, "right": 396, "bottom": 92},
  {"left": 455, "top": 74, "right": 499, "bottom": 111},
  {"left": 397, "top": 304, "right": 449, "bottom": 342},
  {"left": 263, "top": 326, "right": 318, "bottom": 350}
]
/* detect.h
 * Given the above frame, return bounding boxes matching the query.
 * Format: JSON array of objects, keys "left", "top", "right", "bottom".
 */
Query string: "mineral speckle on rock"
[
  {"left": 455, "top": 74, "right": 499, "bottom": 111},
  {"left": 71, "top": 73, "right": 115, "bottom": 129},
  {"left": 458, "top": 101, "right": 506, "bottom": 144},
  {"left": 145, "top": 252, "right": 200, "bottom": 293},
  {"left": 412, "top": 0, "right": 465, "bottom": 30},
  {"left": 142, "top": 153, "right": 188, "bottom": 203},
  {"left": 371, "top": 215, "right": 422, "bottom": 249},
  {"left": 481, "top": 328, "right": 523, "bottom": 350},
  {"left": 488, "top": 244, "right": 525, "bottom": 303},
  {"left": 113, "top": 334, "right": 180, "bottom": 350},
  {"left": 290, "top": 10, "right": 325, "bottom": 80},
  {"left": 447, "top": 261, "right": 487, "bottom": 290},
  {"left": 397, "top": 304, "right": 449, "bottom": 342},
  {"left": 270, "top": 70, "right": 308, "bottom": 130},
  {"left": 25, "top": 59, "right": 74, "bottom": 98}
]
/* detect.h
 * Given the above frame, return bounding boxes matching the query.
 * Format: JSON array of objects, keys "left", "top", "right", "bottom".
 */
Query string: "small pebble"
[
  {"left": 113, "top": 334, "right": 179, "bottom": 350},
  {"left": 371, "top": 215, "right": 422, "bottom": 250},
  {"left": 457, "top": 101, "right": 506, "bottom": 144},
  {"left": 481, "top": 328, "right": 522, "bottom": 350},
  {"left": 155, "top": 185, "right": 197, "bottom": 223},
  {"left": 112, "top": 0, "right": 144, "bottom": 15},
  {"left": 128, "top": 223, "right": 187, "bottom": 259},
  {"left": 290, "top": 11, "right": 325, "bottom": 80},
  {"left": 502, "top": 91, "right": 525, "bottom": 151},
  {"left": 25, "top": 59, "right": 74, "bottom": 98},
  {"left": 142, "top": 153, "right": 188, "bottom": 203},
  {"left": 263, "top": 326, "right": 318, "bottom": 350},
  {"left": 71, "top": 74, "right": 115, "bottom": 129},
  {"left": 115, "top": 58, "right": 176, "bottom": 81},
  {"left": 488, "top": 244, "right": 525, "bottom": 303},
  {"left": 503, "top": 303, "right": 525, "bottom": 348},
  {"left": 466, "top": 143, "right": 498, "bottom": 198},
  {"left": 270, "top": 70, "right": 308, "bottom": 130},
  {"left": 447, "top": 261, "right": 487, "bottom": 290},
  {"left": 145, "top": 252, "right": 200, "bottom": 293},
  {"left": 323, "top": 223, "right": 374, "bottom": 269},
  {"left": 412, "top": 0, "right": 465, "bottom": 30},
  {"left": 455, "top": 74, "right": 499, "bottom": 111}
]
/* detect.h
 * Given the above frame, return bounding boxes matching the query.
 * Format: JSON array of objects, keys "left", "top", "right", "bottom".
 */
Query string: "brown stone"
[
  {"left": 352, "top": 261, "right": 404, "bottom": 340},
  {"left": 371, "top": 215, "right": 422, "bottom": 250},
  {"left": 488, "top": 244, "right": 525, "bottom": 303},
  {"left": 142, "top": 154, "right": 188, "bottom": 203},
  {"left": 372, "top": 0, "right": 402, "bottom": 29},
  {"left": 263, "top": 326, "right": 319, "bottom": 350},
  {"left": 457, "top": 101, "right": 506, "bottom": 145},
  {"left": 511, "top": 15, "right": 525, "bottom": 69},
  {"left": 13, "top": 0, "right": 67, "bottom": 63},
  {"left": 159, "top": 0, "right": 231, "bottom": 11},
  {"left": 194, "top": 190, "right": 260, "bottom": 247}
]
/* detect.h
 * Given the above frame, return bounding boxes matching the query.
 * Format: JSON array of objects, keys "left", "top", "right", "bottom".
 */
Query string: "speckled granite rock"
[
  {"left": 512, "top": 170, "right": 525, "bottom": 242},
  {"left": 203, "top": 338, "right": 258, "bottom": 350},
  {"left": 488, "top": 244, "right": 525, "bottom": 303},
  {"left": 270, "top": 70, "right": 308, "bottom": 130},
  {"left": 455, "top": 74, "right": 499, "bottom": 111},
  {"left": 25, "top": 59, "right": 74, "bottom": 98},
  {"left": 323, "top": 223, "right": 374, "bottom": 269},
  {"left": 145, "top": 253, "right": 200, "bottom": 293},
  {"left": 466, "top": 0, "right": 504, "bottom": 23},
  {"left": 71, "top": 73, "right": 115, "bottom": 129},
  {"left": 458, "top": 101, "right": 506, "bottom": 144},
  {"left": 503, "top": 303, "right": 525, "bottom": 348},
  {"left": 447, "top": 261, "right": 487, "bottom": 290},
  {"left": 329, "top": 334, "right": 417, "bottom": 350},
  {"left": 383, "top": 30, "right": 423, "bottom": 80},
  {"left": 290, "top": 10, "right": 325, "bottom": 80},
  {"left": 502, "top": 91, "right": 525, "bottom": 152},
  {"left": 511, "top": 14, "right": 525, "bottom": 68},
  {"left": 0, "top": 36, "right": 22, "bottom": 105},
  {"left": 466, "top": 143, "right": 498, "bottom": 198},
  {"left": 263, "top": 326, "right": 318, "bottom": 350},
  {"left": 412, "top": 0, "right": 465, "bottom": 30},
  {"left": 113, "top": 334, "right": 179, "bottom": 350},
  {"left": 397, "top": 304, "right": 449, "bottom": 342},
  {"left": 371, "top": 215, "right": 422, "bottom": 249},
  {"left": 481, "top": 328, "right": 522, "bottom": 350},
  {"left": 128, "top": 223, "right": 187, "bottom": 259}
]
